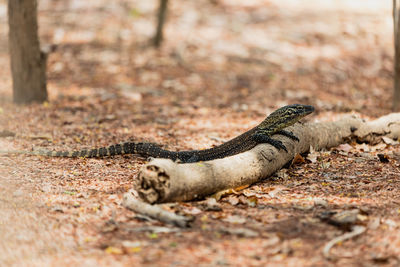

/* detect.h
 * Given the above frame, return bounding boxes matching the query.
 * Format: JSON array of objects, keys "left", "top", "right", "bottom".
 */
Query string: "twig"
[
  {"left": 122, "top": 190, "right": 191, "bottom": 228},
  {"left": 323, "top": 225, "right": 366, "bottom": 260}
]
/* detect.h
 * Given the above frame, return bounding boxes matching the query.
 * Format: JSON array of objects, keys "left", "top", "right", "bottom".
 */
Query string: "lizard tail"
[{"left": 0, "top": 142, "right": 177, "bottom": 159}]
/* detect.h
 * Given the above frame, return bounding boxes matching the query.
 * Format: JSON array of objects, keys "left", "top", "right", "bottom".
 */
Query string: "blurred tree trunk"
[
  {"left": 8, "top": 0, "right": 48, "bottom": 104},
  {"left": 153, "top": 0, "right": 168, "bottom": 47},
  {"left": 393, "top": 0, "right": 400, "bottom": 110}
]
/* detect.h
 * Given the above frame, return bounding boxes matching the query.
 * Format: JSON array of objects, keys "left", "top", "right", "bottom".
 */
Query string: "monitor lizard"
[{"left": 0, "top": 104, "right": 314, "bottom": 163}]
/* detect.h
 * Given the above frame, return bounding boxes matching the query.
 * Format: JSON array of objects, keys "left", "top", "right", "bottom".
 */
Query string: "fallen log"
[{"left": 134, "top": 114, "right": 400, "bottom": 203}]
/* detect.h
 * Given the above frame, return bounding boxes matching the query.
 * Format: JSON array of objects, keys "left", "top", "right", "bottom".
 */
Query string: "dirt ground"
[{"left": 0, "top": 0, "right": 400, "bottom": 266}]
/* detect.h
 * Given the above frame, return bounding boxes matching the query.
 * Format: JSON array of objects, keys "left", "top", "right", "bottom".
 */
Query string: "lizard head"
[{"left": 258, "top": 104, "right": 315, "bottom": 132}]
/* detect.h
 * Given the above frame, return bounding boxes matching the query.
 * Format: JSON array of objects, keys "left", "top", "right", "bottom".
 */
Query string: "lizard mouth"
[
  {"left": 303, "top": 104, "right": 315, "bottom": 114},
  {"left": 289, "top": 104, "right": 315, "bottom": 115}
]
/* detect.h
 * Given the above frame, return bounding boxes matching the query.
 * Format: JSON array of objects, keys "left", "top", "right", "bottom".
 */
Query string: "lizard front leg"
[
  {"left": 274, "top": 130, "right": 299, "bottom": 141},
  {"left": 252, "top": 133, "right": 288, "bottom": 152}
]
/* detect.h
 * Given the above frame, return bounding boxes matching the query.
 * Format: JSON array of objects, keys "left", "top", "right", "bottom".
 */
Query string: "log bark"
[
  {"left": 134, "top": 114, "right": 400, "bottom": 203},
  {"left": 8, "top": 0, "right": 48, "bottom": 104}
]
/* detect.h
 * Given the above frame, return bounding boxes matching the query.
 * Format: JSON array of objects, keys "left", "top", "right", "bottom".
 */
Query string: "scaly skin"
[{"left": 0, "top": 104, "right": 314, "bottom": 163}]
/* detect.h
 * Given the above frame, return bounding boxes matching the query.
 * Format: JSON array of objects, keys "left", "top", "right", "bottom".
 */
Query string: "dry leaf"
[
  {"left": 223, "top": 215, "right": 246, "bottom": 224},
  {"left": 212, "top": 188, "right": 239, "bottom": 201},
  {"left": 293, "top": 153, "right": 306, "bottom": 164},
  {"left": 105, "top": 246, "right": 123, "bottom": 255},
  {"left": 337, "top": 143, "right": 353, "bottom": 152},
  {"left": 226, "top": 195, "right": 239, "bottom": 206},
  {"left": 382, "top": 136, "right": 399, "bottom": 145}
]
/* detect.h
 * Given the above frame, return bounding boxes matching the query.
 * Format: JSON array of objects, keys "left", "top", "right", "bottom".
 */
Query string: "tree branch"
[{"left": 122, "top": 191, "right": 192, "bottom": 227}]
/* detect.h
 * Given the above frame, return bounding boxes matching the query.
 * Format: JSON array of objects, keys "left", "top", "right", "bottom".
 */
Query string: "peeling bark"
[{"left": 134, "top": 114, "right": 400, "bottom": 203}]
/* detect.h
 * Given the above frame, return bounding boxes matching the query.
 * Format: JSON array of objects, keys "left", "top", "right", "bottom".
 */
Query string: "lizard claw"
[
  {"left": 268, "top": 139, "right": 288, "bottom": 152},
  {"left": 252, "top": 134, "right": 288, "bottom": 152},
  {"left": 275, "top": 130, "right": 299, "bottom": 142}
]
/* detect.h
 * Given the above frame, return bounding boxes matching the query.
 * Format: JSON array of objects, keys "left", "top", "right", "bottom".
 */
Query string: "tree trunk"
[
  {"left": 393, "top": 0, "right": 400, "bottom": 110},
  {"left": 8, "top": 0, "right": 48, "bottom": 104},
  {"left": 153, "top": 0, "right": 168, "bottom": 47}
]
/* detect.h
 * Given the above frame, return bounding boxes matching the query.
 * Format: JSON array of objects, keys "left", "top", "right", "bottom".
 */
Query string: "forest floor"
[{"left": 0, "top": 0, "right": 399, "bottom": 266}]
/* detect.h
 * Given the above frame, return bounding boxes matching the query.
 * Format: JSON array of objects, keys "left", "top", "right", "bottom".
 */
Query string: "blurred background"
[{"left": 0, "top": 0, "right": 394, "bottom": 116}]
